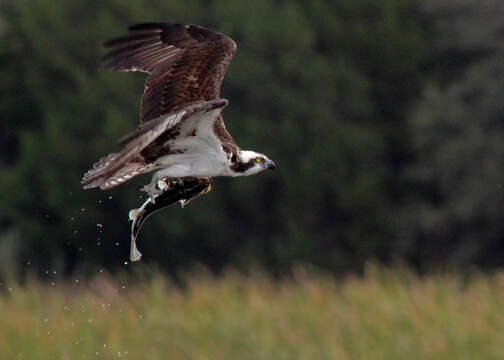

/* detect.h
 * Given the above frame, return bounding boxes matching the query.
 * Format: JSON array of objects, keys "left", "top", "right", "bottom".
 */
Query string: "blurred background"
[
  {"left": 2, "top": 0, "right": 504, "bottom": 279},
  {"left": 2, "top": 0, "right": 504, "bottom": 358}
]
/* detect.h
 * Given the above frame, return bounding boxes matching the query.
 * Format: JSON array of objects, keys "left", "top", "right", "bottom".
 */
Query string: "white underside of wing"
[{"left": 154, "top": 107, "right": 234, "bottom": 178}]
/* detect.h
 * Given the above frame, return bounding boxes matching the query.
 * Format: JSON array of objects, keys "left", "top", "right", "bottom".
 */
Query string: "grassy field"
[{"left": 1, "top": 266, "right": 504, "bottom": 359}]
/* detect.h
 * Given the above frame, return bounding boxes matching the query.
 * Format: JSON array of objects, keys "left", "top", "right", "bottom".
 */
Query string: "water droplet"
[
  {"left": 81, "top": 208, "right": 86, "bottom": 212},
  {"left": 44, "top": 318, "right": 48, "bottom": 323},
  {"left": 124, "top": 261, "right": 128, "bottom": 265},
  {"left": 103, "top": 344, "right": 107, "bottom": 348},
  {"left": 27, "top": 261, "right": 31, "bottom": 265},
  {"left": 115, "top": 242, "right": 119, "bottom": 246},
  {"left": 74, "top": 230, "right": 79, "bottom": 234},
  {"left": 139, "top": 314, "right": 143, "bottom": 319},
  {"left": 97, "top": 223, "right": 103, "bottom": 228},
  {"left": 108, "top": 196, "right": 113, "bottom": 200}
]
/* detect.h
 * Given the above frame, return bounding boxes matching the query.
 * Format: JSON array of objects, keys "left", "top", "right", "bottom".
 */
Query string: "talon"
[
  {"left": 179, "top": 178, "right": 213, "bottom": 208},
  {"left": 202, "top": 177, "right": 213, "bottom": 194}
]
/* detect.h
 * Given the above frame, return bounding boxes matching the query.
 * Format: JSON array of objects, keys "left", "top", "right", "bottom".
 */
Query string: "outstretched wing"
[
  {"left": 101, "top": 23, "right": 237, "bottom": 123},
  {"left": 81, "top": 99, "right": 228, "bottom": 190}
]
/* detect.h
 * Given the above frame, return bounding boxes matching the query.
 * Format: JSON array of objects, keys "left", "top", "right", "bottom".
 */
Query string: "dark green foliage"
[
  {"left": 397, "top": 0, "right": 504, "bottom": 270},
  {"left": 3, "top": 0, "right": 483, "bottom": 277}
]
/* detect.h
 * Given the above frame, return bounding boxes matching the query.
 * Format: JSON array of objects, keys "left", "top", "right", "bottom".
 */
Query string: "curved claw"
[{"left": 180, "top": 177, "right": 213, "bottom": 207}]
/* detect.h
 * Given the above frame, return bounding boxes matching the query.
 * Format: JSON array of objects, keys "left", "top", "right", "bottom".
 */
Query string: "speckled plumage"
[
  {"left": 82, "top": 23, "right": 274, "bottom": 194},
  {"left": 101, "top": 23, "right": 237, "bottom": 123}
]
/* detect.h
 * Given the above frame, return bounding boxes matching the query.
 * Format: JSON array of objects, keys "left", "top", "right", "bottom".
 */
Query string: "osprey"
[{"left": 82, "top": 22, "right": 275, "bottom": 198}]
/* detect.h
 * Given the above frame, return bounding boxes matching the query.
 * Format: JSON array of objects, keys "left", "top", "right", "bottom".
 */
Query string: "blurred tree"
[
  {"left": 0, "top": 0, "right": 432, "bottom": 277},
  {"left": 397, "top": 0, "right": 504, "bottom": 270}
]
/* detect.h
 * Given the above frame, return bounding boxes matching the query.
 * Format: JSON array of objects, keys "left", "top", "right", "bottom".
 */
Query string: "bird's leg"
[
  {"left": 180, "top": 177, "right": 213, "bottom": 207},
  {"left": 202, "top": 177, "right": 213, "bottom": 194}
]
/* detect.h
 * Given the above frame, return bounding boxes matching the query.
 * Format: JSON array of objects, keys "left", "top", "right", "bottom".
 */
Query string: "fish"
[{"left": 128, "top": 177, "right": 212, "bottom": 261}]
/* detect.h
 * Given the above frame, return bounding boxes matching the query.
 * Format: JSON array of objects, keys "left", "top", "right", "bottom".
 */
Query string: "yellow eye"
[{"left": 255, "top": 157, "right": 263, "bottom": 163}]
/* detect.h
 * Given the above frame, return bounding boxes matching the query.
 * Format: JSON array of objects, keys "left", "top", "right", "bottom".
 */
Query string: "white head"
[{"left": 230, "top": 150, "right": 276, "bottom": 176}]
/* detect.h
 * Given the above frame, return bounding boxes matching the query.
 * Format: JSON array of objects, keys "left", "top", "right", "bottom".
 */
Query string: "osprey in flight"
[{"left": 82, "top": 23, "right": 275, "bottom": 198}]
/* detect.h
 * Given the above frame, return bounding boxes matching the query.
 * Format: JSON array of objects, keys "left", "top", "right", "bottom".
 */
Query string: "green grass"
[{"left": 2, "top": 265, "right": 504, "bottom": 359}]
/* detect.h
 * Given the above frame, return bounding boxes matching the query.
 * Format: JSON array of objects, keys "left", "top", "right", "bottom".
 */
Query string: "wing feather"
[
  {"left": 101, "top": 23, "right": 237, "bottom": 123},
  {"left": 81, "top": 99, "right": 229, "bottom": 189},
  {"left": 82, "top": 109, "right": 187, "bottom": 189}
]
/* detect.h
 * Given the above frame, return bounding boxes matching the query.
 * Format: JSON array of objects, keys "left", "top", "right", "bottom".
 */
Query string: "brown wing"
[
  {"left": 81, "top": 99, "right": 228, "bottom": 190},
  {"left": 101, "top": 23, "right": 237, "bottom": 123}
]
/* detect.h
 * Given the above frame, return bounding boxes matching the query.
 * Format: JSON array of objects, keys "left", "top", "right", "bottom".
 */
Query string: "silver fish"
[{"left": 128, "top": 177, "right": 211, "bottom": 261}]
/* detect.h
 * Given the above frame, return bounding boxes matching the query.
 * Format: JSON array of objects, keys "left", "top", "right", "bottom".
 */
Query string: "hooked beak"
[{"left": 266, "top": 159, "right": 276, "bottom": 170}]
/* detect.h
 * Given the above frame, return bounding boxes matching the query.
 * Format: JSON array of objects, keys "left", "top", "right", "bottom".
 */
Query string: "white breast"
[{"left": 153, "top": 108, "right": 233, "bottom": 178}]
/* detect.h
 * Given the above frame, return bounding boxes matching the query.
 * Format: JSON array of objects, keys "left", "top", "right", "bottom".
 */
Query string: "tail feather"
[
  {"left": 81, "top": 139, "right": 150, "bottom": 189},
  {"left": 82, "top": 156, "right": 153, "bottom": 190},
  {"left": 82, "top": 100, "right": 227, "bottom": 190},
  {"left": 82, "top": 153, "right": 120, "bottom": 189},
  {"left": 82, "top": 145, "right": 139, "bottom": 188},
  {"left": 101, "top": 163, "right": 154, "bottom": 189},
  {"left": 82, "top": 141, "right": 145, "bottom": 187}
]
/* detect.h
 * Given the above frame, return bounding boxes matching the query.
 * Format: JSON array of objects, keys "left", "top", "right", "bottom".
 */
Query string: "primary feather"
[{"left": 82, "top": 23, "right": 274, "bottom": 195}]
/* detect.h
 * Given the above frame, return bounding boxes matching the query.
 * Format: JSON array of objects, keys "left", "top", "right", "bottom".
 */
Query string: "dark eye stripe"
[{"left": 230, "top": 158, "right": 256, "bottom": 172}]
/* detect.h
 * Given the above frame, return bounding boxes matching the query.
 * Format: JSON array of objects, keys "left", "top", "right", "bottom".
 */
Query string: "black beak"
[{"left": 266, "top": 159, "right": 276, "bottom": 170}]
